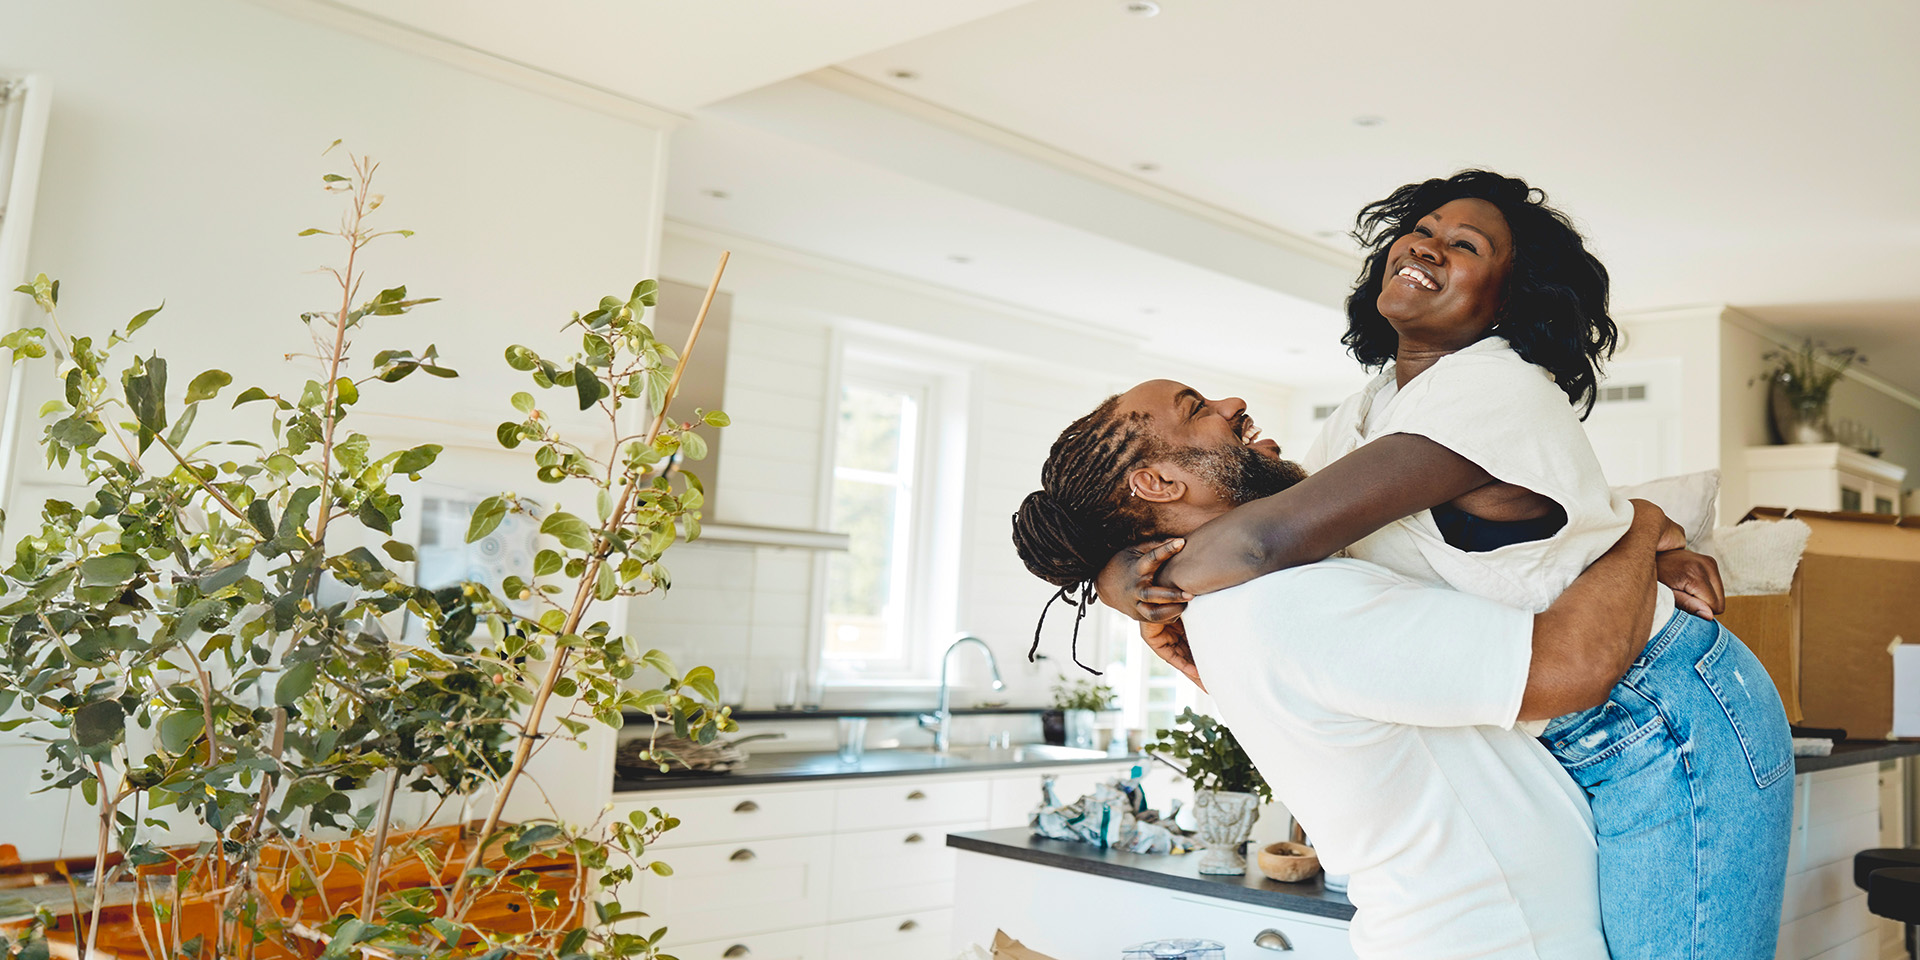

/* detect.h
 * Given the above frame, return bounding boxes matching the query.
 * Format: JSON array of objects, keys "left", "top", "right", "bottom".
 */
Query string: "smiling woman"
[{"left": 1343, "top": 170, "right": 1618, "bottom": 417}]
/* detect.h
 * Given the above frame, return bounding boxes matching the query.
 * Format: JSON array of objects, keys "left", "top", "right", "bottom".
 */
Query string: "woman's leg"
[{"left": 1543, "top": 612, "right": 1794, "bottom": 960}]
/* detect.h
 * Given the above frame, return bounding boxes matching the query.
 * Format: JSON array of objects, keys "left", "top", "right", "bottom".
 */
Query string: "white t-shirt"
[
  {"left": 1184, "top": 560, "right": 1607, "bottom": 960},
  {"left": 1306, "top": 337, "right": 1674, "bottom": 640}
]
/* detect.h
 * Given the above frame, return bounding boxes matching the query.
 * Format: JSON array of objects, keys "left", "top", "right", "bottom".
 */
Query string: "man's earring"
[{"left": 1129, "top": 487, "right": 1137, "bottom": 499}]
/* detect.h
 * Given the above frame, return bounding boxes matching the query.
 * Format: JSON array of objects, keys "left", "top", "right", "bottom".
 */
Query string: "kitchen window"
[{"left": 820, "top": 352, "right": 966, "bottom": 682}]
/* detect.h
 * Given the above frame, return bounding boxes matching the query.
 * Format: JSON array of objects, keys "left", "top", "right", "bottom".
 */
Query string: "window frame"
[{"left": 815, "top": 342, "right": 968, "bottom": 685}]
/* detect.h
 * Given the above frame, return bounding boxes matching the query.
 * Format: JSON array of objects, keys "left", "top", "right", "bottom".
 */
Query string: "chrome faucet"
[{"left": 919, "top": 634, "right": 1005, "bottom": 753}]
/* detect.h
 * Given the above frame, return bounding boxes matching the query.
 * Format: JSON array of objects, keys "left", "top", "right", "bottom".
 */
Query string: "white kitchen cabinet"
[
  {"left": 1744, "top": 443, "right": 1907, "bottom": 515},
  {"left": 825, "top": 909, "right": 954, "bottom": 960},
  {"left": 616, "top": 759, "right": 1137, "bottom": 958}
]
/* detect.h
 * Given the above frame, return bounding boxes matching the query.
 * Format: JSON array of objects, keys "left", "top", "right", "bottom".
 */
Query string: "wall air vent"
[{"left": 1596, "top": 384, "right": 1648, "bottom": 404}]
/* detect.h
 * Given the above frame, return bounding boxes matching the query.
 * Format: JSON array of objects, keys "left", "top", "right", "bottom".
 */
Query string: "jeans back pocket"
[
  {"left": 1543, "top": 693, "right": 1669, "bottom": 789},
  {"left": 1696, "top": 625, "right": 1794, "bottom": 789}
]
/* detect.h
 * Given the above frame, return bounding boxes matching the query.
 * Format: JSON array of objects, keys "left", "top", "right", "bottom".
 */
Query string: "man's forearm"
[{"left": 1518, "top": 501, "right": 1665, "bottom": 720}]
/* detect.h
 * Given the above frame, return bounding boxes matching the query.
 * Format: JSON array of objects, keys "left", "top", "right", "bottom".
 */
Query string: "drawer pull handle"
[
  {"left": 903, "top": 832, "right": 924, "bottom": 844},
  {"left": 722, "top": 946, "right": 750, "bottom": 958},
  {"left": 729, "top": 848, "right": 757, "bottom": 862},
  {"left": 906, "top": 790, "right": 927, "bottom": 800},
  {"left": 1253, "top": 928, "right": 1293, "bottom": 951},
  {"left": 898, "top": 919, "right": 919, "bottom": 932},
  {"left": 733, "top": 800, "right": 759, "bottom": 813}
]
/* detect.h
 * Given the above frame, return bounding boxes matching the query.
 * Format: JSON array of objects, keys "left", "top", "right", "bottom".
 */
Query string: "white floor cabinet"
[{"left": 611, "top": 759, "right": 1137, "bottom": 960}]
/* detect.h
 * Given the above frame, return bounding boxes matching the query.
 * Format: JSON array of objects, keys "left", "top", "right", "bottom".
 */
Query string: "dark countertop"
[
  {"left": 612, "top": 746, "right": 1146, "bottom": 793},
  {"left": 698, "top": 706, "right": 1046, "bottom": 722},
  {"left": 1795, "top": 739, "right": 1920, "bottom": 774},
  {"left": 948, "top": 828, "right": 1355, "bottom": 922}
]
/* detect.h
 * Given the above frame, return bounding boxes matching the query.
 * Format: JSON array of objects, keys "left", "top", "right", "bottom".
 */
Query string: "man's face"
[{"left": 1113, "top": 380, "right": 1306, "bottom": 511}]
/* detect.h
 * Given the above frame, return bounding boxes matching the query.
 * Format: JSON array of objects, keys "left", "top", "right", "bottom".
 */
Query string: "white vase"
[{"left": 1193, "top": 790, "right": 1260, "bottom": 875}]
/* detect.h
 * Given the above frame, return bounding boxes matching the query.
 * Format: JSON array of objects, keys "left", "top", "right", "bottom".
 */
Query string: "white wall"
[
  {"left": 0, "top": 0, "right": 674, "bottom": 852},
  {"left": 637, "top": 227, "right": 1294, "bottom": 716}
]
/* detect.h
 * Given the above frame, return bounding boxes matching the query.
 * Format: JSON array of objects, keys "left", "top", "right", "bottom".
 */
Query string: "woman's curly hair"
[{"left": 1343, "top": 170, "right": 1618, "bottom": 417}]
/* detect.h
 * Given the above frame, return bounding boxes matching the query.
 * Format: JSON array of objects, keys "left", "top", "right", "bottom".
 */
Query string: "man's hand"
[
  {"left": 1095, "top": 538, "right": 1192, "bottom": 623},
  {"left": 1140, "top": 618, "right": 1206, "bottom": 692},
  {"left": 1658, "top": 548, "right": 1725, "bottom": 619}
]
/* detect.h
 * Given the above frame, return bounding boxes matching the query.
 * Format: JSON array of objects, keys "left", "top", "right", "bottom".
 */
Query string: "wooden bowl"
[{"left": 1257, "top": 841, "right": 1321, "bottom": 883}]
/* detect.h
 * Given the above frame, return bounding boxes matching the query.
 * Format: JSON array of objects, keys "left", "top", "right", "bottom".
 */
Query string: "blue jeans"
[{"left": 1541, "top": 611, "right": 1794, "bottom": 960}]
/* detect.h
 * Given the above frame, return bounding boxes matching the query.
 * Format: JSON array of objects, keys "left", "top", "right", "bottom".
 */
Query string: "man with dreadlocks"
[{"left": 1011, "top": 378, "right": 1693, "bottom": 960}]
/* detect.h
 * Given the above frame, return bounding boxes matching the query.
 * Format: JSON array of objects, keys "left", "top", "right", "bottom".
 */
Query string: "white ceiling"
[
  {"left": 304, "top": 0, "right": 1920, "bottom": 393},
  {"left": 320, "top": 0, "right": 1033, "bottom": 112}
]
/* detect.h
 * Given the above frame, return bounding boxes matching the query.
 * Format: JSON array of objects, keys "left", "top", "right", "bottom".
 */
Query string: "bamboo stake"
[{"left": 445, "top": 252, "right": 730, "bottom": 918}]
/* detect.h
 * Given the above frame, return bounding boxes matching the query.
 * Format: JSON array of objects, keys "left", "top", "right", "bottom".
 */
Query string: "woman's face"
[{"left": 1374, "top": 197, "right": 1516, "bottom": 352}]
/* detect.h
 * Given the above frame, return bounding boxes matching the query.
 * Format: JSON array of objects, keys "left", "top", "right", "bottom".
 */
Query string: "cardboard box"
[{"left": 1717, "top": 508, "right": 1920, "bottom": 739}]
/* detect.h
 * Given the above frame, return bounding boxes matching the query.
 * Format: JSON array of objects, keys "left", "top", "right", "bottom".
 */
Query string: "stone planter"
[
  {"left": 1041, "top": 709, "right": 1066, "bottom": 745},
  {"left": 1770, "top": 377, "right": 1833, "bottom": 444},
  {"left": 1192, "top": 789, "right": 1261, "bottom": 875}
]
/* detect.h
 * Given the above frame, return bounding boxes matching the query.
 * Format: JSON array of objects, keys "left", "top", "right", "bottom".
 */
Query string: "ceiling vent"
[{"left": 1596, "top": 384, "right": 1648, "bottom": 404}]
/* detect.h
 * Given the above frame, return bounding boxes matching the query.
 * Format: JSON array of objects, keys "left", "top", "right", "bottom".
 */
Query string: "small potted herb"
[
  {"left": 1047, "top": 675, "right": 1115, "bottom": 748},
  {"left": 1149, "top": 708, "right": 1271, "bottom": 875}
]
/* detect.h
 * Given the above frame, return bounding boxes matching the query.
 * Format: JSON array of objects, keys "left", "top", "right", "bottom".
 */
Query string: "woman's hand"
[
  {"left": 1094, "top": 538, "right": 1193, "bottom": 623},
  {"left": 1657, "top": 548, "right": 1725, "bottom": 619},
  {"left": 1140, "top": 618, "right": 1206, "bottom": 692}
]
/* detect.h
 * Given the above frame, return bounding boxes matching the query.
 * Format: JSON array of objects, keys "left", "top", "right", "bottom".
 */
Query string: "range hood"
[{"left": 653, "top": 279, "right": 846, "bottom": 552}]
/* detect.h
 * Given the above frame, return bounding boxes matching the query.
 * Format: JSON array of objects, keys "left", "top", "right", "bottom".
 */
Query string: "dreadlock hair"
[
  {"left": 1343, "top": 170, "right": 1618, "bottom": 418},
  {"left": 1009, "top": 395, "right": 1166, "bottom": 674}
]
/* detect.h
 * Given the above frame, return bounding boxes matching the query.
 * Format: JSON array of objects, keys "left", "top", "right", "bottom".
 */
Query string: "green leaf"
[
  {"left": 682, "top": 666, "right": 719, "bottom": 702},
  {"left": 126, "top": 302, "right": 163, "bottom": 334},
  {"left": 333, "top": 376, "right": 358, "bottom": 407},
  {"left": 574, "top": 362, "right": 608, "bottom": 410},
  {"left": 156, "top": 711, "right": 204, "bottom": 754},
  {"left": 648, "top": 861, "right": 673, "bottom": 877},
  {"left": 541, "top": 511, "right": 594, "bottom": 551},
  {"left": 382, "top": 540, "right": 417, "bottom": 563},
  {"left": 198, "top": 556, "right": 251, "bottom": 594},
  {"left": 184, "top": 369, "right": 232, "bottom": 403},
  {"left": 275, "top": 660, "right": 319, "bottom": 705},
  {"left": 702, "top": 410, "right": 731, "bottom": 427},
  {"left": 246, "top": 499, "right": 276, "bottom": 538},
  {"left": 511, "top": 391, "right": 536, "bottom": 414},
  {"left": 166, "top": 401, "right": 199, "bottom": 448},
  {"left": 73, "top": 700, "right": 126, "bottom": 748},
  {"left": 232, "top": 386, "right": 271, "bottom": 407},
  {"left": 466, "top": 496, "right": 507, "bottom": 543},
  {"left": 392, "top": 444, "right": 441, "bottom": 475},
  {"left": 49, "top": 415, "right": 104, "bottom": 449},
  {"left": 322, "top": 173, "right": 349, "bottom": 183},
  {"left": 594, "top": 561, "right": 616, "bottom": 601},
  {"left": 297, "top": 228, "right": 326, "bottom": 237},
  {"left": 79, "top": 553, "right": 139, "bottom": 586},
  {"left": 495, "top": 422, "right": 522, "bottom": 449},
  {"left": 533, "top": 549, "right": 563, "bottom": 577},
  {"left": 279, "top": 486, "right": 321, "bottom": 541},
  {"left": 357, "top": 498, "right": 393, "bottom": 534},
  {"left": 0, "top": 326, "right": 47, "bottom": 361},
  {"left": 680, "top": 430, "right": 707, "bottom": 461}
]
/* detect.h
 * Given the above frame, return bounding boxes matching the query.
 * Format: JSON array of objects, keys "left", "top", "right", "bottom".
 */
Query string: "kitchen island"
[{"left": 949, "top": 743, "right": 1920, "bottom": 960}]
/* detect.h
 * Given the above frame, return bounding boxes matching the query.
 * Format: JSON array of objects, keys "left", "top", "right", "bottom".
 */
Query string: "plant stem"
[
  {"left": 85, "top": 762, "right": 111, "bottom": 960},
  {"left": 311, "top": 158, "right": 371, "bottom": 551},
  {"left": 360, "top": 767, "right": 401, "bottom": 919},
  {"left": 443, "top": 252, "right": 729, "bottom": 919}
]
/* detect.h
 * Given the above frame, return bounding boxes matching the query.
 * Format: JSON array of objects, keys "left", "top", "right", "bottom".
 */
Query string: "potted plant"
[
  {"left": 1049, "top": 675, "right": 1114, "bottom": 749},
  {"left": 1148, "top": 707, "right": 1271, "bottom": 875},
  {"left": 1760, "top": 338, "right": 1864, "bottom": 444},
  {"left": 0, "top": 150, "right": 731, "bottom": 960}
]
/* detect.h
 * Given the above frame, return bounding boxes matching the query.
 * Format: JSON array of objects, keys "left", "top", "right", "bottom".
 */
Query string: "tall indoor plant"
[
  {"left": 1149, "top": 707, "right": 1270, "bottom": 875},
  {"left": 0, "top": 149, "right": 731, "bottom": 960}
]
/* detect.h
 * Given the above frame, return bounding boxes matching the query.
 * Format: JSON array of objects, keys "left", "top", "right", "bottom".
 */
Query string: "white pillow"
[{"left": 1613, "top": 469, "right": 1721, "bottom": 549}]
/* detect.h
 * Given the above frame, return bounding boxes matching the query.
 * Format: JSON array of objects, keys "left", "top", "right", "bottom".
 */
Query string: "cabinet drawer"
[
  {"left": 828, "top": 821, "right": 982, "bottom": 920},
  {"left": 663, "top": 925, "right": 827, "bottom": 960},
  {"left": 1162, "top": 895, "right": 1354, "bottom": 958},
  {"left": 613, "top": 787, "right": 834, "bottom": 849},
  {"left": 825, "top": 909, "right": 953, "bottom": 960},
  {"left": 833, "top": 778, "right": 989, "bottom": 831},
  {"left": 631, "top": 835, "right": 833, "bottom": 945}
]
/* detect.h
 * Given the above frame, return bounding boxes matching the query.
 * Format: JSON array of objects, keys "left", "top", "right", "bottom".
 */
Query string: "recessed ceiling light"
[
  {"left": 1123, "top": 1, "right": 1160, "bottom": 16},
  {"left": 702, "top": 189, "right": 729, "bottom": 199},
  {"left": 1133, "top": 162, "right": 1160, "bottom": 173},
  {"left": 948, "top": 254, "right": 973, "bottom": 265},
  {"left": 1353, "top": 115, "right": 1385, "bottom": 127},
  {"left": 1285, "top": 346, "right": 1307, "bottom": 356},
  {"left": 888, "top": 69, "right": 918, "bottom": 81},
  {"left": 1141, "top": 307, "right": 1159, "bottom": 315}
]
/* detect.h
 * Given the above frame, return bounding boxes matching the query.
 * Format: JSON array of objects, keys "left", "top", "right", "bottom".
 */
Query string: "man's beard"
[{"left": 1175, "top": 443, "right": 1308, "bottom": 506}]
